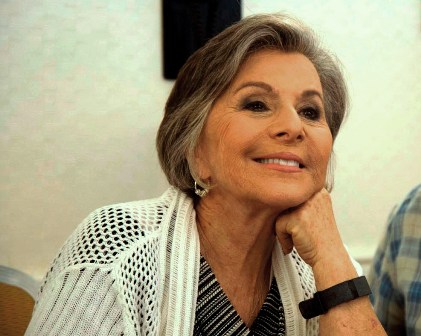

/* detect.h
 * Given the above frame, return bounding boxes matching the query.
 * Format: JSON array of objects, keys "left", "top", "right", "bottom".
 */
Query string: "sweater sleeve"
[
  {"left": 25, "top": 196, "right": 168, "bottom": 336},
  {"left": 25, "top": 266, "right": 127, "bottom": 336}
]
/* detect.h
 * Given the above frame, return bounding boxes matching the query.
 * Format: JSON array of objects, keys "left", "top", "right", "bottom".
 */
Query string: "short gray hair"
[{"left": 156, "top": 13, "right": 348, "bottom": 197}]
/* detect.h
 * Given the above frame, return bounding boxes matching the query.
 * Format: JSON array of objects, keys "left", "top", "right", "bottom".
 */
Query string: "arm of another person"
[
  {"left": 276, "top": 189, "right": 386, "bottom": 335},
  {"left": 369, "top": 184, "right": 421, "bottom": 336}
]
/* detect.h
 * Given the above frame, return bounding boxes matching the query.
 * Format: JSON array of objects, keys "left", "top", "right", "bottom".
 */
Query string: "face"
[{"left": 195, "top": 50, "right": 333, "bottom": 210}]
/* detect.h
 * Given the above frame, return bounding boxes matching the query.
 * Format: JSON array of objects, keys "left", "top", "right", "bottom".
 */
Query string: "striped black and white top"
[{"left": 194, "top": 256, "right": 286, "bottom": 335}]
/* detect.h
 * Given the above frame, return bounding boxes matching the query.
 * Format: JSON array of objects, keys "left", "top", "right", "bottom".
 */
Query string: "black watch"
[{"left": 299, "top": 276, "right": 372, "bottom": 320}]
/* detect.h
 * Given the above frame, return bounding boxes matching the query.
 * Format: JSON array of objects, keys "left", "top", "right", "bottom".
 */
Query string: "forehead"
[{"left": 228, "top": 49, "right": 322, "bottom": 94}]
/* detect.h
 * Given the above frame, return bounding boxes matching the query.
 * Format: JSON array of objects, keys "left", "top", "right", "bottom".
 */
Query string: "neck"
[
  {"left": 195, "top": 192, "right": 279, "bottom": 326},
  {"left": 196, "top": 192, "right": 278, "bottom": 272}
]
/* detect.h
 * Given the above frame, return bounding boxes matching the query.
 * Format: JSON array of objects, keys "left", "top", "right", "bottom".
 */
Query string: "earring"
[{"left": 194, "top": 181, "right": 208, "bottom": 197}]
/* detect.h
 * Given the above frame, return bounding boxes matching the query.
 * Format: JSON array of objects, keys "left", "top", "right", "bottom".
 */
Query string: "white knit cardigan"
[{"left": 26, "top": 187, "right": 321, "bottom": 335}]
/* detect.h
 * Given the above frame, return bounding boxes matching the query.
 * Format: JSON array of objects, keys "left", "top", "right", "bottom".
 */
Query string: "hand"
[
  {"left": 275, "top": 188, "right": 347, "bottom": 270},
  {"left": 276, "top": 189, "right": 386, "bottom": 335}
]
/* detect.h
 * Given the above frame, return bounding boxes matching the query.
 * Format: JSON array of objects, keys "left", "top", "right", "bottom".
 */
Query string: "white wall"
[{"left": 1, "top": 0, "right": 420, "bottom": 281}]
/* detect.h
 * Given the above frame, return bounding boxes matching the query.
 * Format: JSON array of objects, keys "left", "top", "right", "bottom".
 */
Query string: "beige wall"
[{"left": 1, "top": 0, "right": 420, "bottom": 281}]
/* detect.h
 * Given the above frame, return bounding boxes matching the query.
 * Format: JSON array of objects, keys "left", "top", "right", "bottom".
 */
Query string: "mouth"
[{"left": 255, "top": 158, "right": 305, "bottom": 169}]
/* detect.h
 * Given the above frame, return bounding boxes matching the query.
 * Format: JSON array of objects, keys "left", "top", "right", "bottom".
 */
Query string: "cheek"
[
  {"left": 321, "top": 137, "right": 333, "bottom": 165},
  {"left": 204, "top": 117, "right": 263, "bottom": 178},
  {"left": 214, "top": 117, "right": 259, "bottom": 156},
  {"left": 311, "top": 130, "right": 333, "bottom": 173},
  {"left": 194, "top": 119, "right": 235, "bottom": 178}
]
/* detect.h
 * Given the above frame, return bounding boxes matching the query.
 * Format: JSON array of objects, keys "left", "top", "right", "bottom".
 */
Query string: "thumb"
[
  {"left": 275, "top": 216, "right": 294, "bottom": 255},
  {"left": 277, "top": 231, "right": 294, "bottom": 255}
]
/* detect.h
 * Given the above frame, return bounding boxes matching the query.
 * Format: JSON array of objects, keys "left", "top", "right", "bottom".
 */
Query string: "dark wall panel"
[{"left": 163, "top": 0, "right": 241, "bottom": 79}]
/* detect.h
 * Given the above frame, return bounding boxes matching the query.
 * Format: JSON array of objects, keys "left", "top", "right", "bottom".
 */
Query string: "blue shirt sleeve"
[{"left": 369, "top": 184, "right": 421, "bottom": 336}]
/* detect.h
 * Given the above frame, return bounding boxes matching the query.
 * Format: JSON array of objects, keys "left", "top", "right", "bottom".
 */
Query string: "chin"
[{"left": 261, "top": 184, "right": 318, "bottom": 210}]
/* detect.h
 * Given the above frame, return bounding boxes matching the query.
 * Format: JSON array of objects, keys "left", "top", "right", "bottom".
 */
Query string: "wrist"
[
  {"left": 312, "top": 250, "right": 358, "bottom": 291},
  {"left": 299, "top": 276, "right": 372, "bottom": 320}
]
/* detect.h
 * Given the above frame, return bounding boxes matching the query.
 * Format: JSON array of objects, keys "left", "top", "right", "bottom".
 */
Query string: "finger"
[{"left": 277, "top": 231, "right": 294, "bottom": 255}]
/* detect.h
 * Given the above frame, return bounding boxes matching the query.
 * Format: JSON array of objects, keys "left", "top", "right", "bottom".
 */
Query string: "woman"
[{"left": 26, "top": 14, "right": 385, "bottom": 335}]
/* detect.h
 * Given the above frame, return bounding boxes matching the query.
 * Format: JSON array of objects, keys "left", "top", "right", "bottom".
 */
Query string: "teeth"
[{"left": 258, "top": 158, "right": 300, "bottom": 167}]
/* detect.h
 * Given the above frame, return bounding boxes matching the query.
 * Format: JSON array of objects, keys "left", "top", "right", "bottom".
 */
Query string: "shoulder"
[
  {"left": 70, "top": 189, "right": 177, "bottom": 261},
  {"left": 371, "top": 184, "right": 421, "bottom": 271},
  {"left": 41, "top": 188, "right": 182, "bottom": 286},
  {"left": 387, "top": 184, "right": 421, "bottom": 240},
  {"left": 31, "top": 187, "right": 190, "bottom": 334},
  {"left": 396, "top": 184, "right": 421, "bottom": 216},
  {"left": 369, "top": 188, "right": 421, "bottom": 332}
]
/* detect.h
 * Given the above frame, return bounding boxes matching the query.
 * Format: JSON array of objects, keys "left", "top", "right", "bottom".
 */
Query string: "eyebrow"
[
  {"left": 234, "top": 81, "right": 274, "bottom": 94},
  {"left": 234, "top": 81, "right": 323, "bottom": 101},
  {"left": 300, "top": 90, "right": 323, "bottom": 101}
]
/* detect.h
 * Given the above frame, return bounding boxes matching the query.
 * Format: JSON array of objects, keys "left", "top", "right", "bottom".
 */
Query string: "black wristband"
[{"left": 299, "top": 276, "right": 372, "bottom": 320}]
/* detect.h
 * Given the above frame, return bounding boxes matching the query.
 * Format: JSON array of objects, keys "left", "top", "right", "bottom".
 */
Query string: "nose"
[{"left": 269, "top": 106, "right": 305, "bottom": 143}]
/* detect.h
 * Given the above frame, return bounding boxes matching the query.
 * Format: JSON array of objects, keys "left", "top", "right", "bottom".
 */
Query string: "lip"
[
  {"left": 253, "top": 152, "right": 305, "bottom": 172},
  {"left": 254, "top": 152, "right": 304, "bottom": 165}
]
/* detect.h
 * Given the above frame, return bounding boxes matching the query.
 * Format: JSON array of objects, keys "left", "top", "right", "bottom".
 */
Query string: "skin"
[{"left": 194, "top": 50, "right": 386, "bottom": 334}]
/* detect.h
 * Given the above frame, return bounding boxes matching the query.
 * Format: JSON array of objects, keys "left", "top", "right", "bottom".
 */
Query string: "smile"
[{"left": 256, "top": 158, "right": 303, "bottom": 168}]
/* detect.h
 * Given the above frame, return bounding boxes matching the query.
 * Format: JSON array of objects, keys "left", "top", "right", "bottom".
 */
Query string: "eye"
[
  {"left": 300, "top": 106, "right": 320, "bottom": 121},
  {"left": 243, "top": 100, "right": 269, "bottom": 112}
]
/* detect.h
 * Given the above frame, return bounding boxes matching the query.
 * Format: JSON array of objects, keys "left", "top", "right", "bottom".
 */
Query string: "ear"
[{"left": 324, "top": 152, "right": 335, "bottom": 192}]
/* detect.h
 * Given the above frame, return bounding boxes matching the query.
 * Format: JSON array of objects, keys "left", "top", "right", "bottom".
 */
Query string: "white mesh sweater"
[{"left": 26, "top": 187, "right": 321, "bottom": 336}]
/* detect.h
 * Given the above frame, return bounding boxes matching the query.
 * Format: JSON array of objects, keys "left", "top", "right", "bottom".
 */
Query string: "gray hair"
[{"left": 156, "top": 13, "right": 348, "bottom": 197}]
